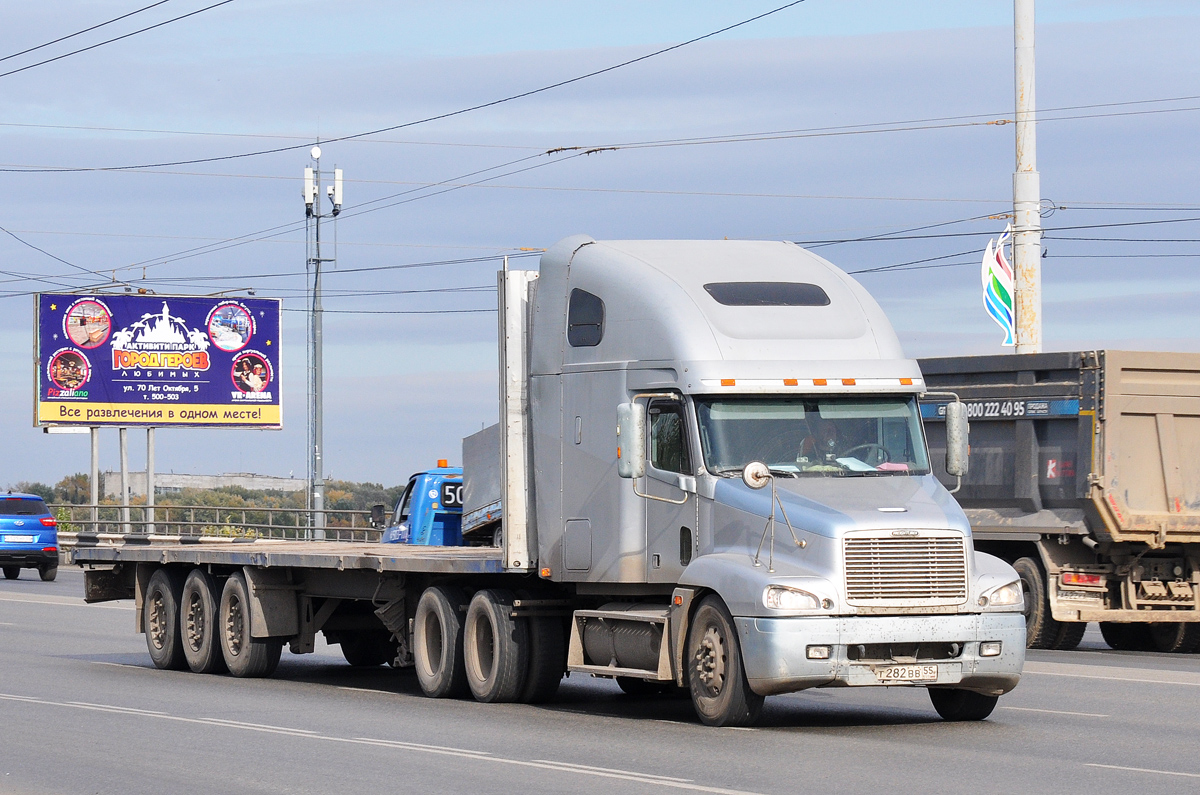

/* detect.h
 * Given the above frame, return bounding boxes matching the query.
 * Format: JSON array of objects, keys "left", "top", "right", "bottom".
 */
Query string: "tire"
[
  {"left": 1099, "top": 622, "right": 1155, "bottom": 651},
  {"left": 413, "top": 586, "right": 469, "bottom": 698},
  {"left": 219, "top": 572, "right": 282, "bottom": 678},
  {"left": 1050, "top": 621, "right": 1087, "bottom": 651},
  {"left": 2, "top": 566, "right": 19, "bottom": 580},
  {"left": 181, "top": 568, "right": 226, "bottom": 674},
  {"left": 1013, "top": 557, "right": 1061, "bottom": 649},
  {"left": 463, "top": 589, "right": 528, "bottom": 703},
  {"left": 686, "top": 596, "right": 763, "bottom": 727},
  {"left": 143, "top": 567, "right": 187, "bottom": 670},
  {"left": 1148, "top": 623, "right": 1200, "bottom": 654},
  {"left": 340, "top": 632, "right": 396, "bottom": 667},
  {"left": 929, "top": 688, "right": 999, "bottom": 721},
  {"left": 616, "top": 676, "right": 674, "bottom": 696},
  {"left": 520, "top": 614, "right": 565, "bottom": 703},
  {"left": 38, "top": 566, "right": 57, "bottom": 582}
]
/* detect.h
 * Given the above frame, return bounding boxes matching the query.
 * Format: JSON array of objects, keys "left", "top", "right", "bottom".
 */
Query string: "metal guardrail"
[{"left": 49, "top": 503, "right": 382, "bottom": 543}]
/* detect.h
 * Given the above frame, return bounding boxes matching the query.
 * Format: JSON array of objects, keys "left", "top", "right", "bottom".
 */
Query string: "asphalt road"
[{"left": 2, "top": 568, "right": 1199, "bottom": 795}]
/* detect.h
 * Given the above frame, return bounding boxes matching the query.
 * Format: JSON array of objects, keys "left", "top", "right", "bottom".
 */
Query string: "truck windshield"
[{"left": 694, "top": 396, "right": 930, "bottom": 477}]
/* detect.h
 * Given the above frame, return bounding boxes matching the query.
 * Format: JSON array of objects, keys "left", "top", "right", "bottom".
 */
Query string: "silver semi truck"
[
  {"left": 73, "top": 237, "right": 1024, "bottom": 726},
  {"left": 919, "top": 351, "right": 1200, "bottom": 653}
]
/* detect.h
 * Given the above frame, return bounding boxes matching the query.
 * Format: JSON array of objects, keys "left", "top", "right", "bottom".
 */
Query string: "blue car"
[
  {"left": 381, "top": 466, "right": 463, "bottom": 546},
  {"left": 1, "top": 493, "right": 59, "bottom": 581}
]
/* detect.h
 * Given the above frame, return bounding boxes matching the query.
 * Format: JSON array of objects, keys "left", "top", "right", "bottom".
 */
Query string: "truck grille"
[{"left": 844, "top": 534, "right": 968, "bottom": 604}]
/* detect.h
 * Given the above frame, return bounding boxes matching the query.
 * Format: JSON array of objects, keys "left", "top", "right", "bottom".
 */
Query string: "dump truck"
[
  {"left": 919, "top": 351, "right": 1200, "bottom": 653},
  {"left": 70, "top": 236, "right": 1025, "bottom": 726}
]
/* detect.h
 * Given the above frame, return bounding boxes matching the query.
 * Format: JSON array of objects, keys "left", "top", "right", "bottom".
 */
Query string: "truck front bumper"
[{"left": 735, "top": 612, "right": 1025, "bottom": 697}]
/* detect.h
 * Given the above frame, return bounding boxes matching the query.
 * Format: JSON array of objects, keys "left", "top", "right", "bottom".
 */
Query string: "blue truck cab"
[
  {"left": 381, "top": 465, "right": 464, "bottom": 546},
  {"left": 1, "top": 493, "right": 59, "bottom": 581}
]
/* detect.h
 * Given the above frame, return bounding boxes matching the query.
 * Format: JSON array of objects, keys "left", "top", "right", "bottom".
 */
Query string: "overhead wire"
[{"left": 0, "top": 0, "right": 173, "bottom": 64}]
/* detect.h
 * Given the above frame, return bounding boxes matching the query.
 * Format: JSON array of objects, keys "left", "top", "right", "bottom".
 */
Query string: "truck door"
[{"left": 644, "top": 398, "right": 698, "bottom": 583}]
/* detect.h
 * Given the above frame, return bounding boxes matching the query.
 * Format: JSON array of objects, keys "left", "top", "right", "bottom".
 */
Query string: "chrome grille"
[{"left": 844, "top": 534, "right": 968, "bottom": 603}]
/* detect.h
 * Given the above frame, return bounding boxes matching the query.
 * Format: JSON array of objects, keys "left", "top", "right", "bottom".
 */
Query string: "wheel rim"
[
  {"left": 225, "top": 594, "right": 244, "bottom": 657},
  {"left": 148, "top": 591, "right": 168, "bottom": 650},
  {"left": 694, "top": 624, "right": 727, "bottom": 698},
  {"left": 185, "top": 591, "right": 204, "bottom": 652},
  {"left": 422, "top": 611, "right": 444, "bottom": 676}
]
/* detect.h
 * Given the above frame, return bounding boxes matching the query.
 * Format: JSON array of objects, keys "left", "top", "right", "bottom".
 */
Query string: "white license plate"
[
  {"left": 3, "top": 535, "right": 35, "bottom": 543},
  {"left": 874, "top": 664, "right": 938, "bottom": 683}
]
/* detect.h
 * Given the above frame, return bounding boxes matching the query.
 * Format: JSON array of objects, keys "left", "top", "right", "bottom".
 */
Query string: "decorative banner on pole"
[
  {"left": 35, "top": 294, "right": 282, "bottom": 428},
  {"left": 981, "top": 224, "right": 1015, "bottom": 346}
]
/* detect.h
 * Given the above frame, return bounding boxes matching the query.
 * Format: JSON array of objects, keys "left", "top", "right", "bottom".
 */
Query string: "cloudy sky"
[{"left": 2, "top": 0, "right": 1198, "bottom": 489}]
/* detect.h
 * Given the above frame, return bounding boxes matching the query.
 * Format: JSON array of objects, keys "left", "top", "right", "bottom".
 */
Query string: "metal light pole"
[
  {"left": 146, "top": 427, "right": 155, "bottom": 534},
  {"left": 304, "top": 148, "right": 341, "bottom": 540},
  {"left": 1013, "top": 0, "right": 1042, "bottom": 354}
]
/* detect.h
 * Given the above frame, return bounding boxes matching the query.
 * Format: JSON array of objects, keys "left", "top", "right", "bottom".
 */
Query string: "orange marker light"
[
  {"left": 813, "top": 378, "right": 827, "bottom": 386},
  {"left": 437, "top": 459, "right": 449, "bottom": 468},
  {"left": 783, "top": 379, "right": 798, "bottom": 386},
  {"left": 540, "top": 567, "right": 552, "bottom": 578},
  {"left": 720, "top": 379, "right": 736, "bottom": 386},
  {"left": 673, "top": 595, "right": 683, "bottom": 606},
  {"left": 842, "top": 378, "right": 856, "bottom": 386},
  {"left": 900, "top": 378, "right": 913, "bottom": 386}
]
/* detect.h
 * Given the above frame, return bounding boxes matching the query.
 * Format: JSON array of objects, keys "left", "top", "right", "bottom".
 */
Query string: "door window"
[{"left": 649, "top": 401, "right": 691, "bottom": 474}]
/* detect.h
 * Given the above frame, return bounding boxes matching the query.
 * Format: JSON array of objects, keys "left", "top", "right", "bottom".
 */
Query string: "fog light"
[
  {"left": 980, "top": 641, "right": 1002, "bottom": 657},
  {"left": 806, "top": 645, "right": 831, "bottom": 660}
]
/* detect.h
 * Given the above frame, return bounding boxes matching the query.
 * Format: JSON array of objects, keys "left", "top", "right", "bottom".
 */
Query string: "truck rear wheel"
[
  {"left": 929, "top": 688, "right": 999, "bottom": 721},
  {"left": 463, "top": 589, "right": 528, "bottom": 703},
  {"left": 1148, "top": 623, "right": 1200, "bottom": 654},
  {"left": 219, "top": 572, "right": 282, "bottom": 677},
  {"left": 181, "top": 568, "right": 226, "bottom": 674},
  {"left": 413, "top": 586, "right": 469, "bottom": 698},
  {"left": 686, "top": 596, "right": 763, "bottom": 727},
  {"left": 1050, "top": 621, "right": 1086, "bottom": 651},
  {"left": 520, "top": 615, "right": 565, "bottom": 703},
  {"left": 1099, "top": 622, "right": 1155, "bottom": 651},
  {"left": 1013, "top": 557, "right": 1062, "bottom": 649},
  {"left": 143, "top": 568, "right": 187, "bottom": 670}
]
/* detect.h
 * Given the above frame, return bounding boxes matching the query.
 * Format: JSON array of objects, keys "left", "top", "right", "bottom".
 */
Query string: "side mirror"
[
  {"left": 616, "top": 402, "right": 646, "bottom": 478},
  {"left": 370, "top": 503, "right": 386, "bottom": 528},
  {"left": 945, "top": 401, "right": 970, "bottom": 478}
]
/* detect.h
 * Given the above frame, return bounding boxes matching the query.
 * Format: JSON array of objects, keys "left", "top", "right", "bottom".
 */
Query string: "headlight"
[
  {"left": 763, "top": 586, "right": 820, "bottom": 611},
  {"left": 979, "top": 580, "right": 1023, "bottom": 608}
]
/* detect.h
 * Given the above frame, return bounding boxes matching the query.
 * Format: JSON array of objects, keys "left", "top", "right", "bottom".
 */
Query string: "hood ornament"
[{"left": 891, "top": 529, "right": 920, "bottom": 537}]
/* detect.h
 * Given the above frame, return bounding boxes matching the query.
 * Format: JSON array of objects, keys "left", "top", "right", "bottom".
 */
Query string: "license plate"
[
  {"left": 874, "top": 664, "right": 938, "bottom": 683},
  {"left": 3, "top": 535, "right": 35, "bottom": 543}
]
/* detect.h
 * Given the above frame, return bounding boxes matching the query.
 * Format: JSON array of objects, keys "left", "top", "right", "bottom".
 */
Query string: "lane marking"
[
  {"left": 90, "top": 661, "right": 146, "bottom": 669},
  {"left": 0, "top": 594, "right": 131, "bottom": 610},
  {"left": 0, "top": 691, "right": 766, "bottom": 795},
  {"left": 1026, "top": 670, "right": 1200, "bottom": 688},
  {"left": 1086, "top": 763, "right": 1200, "bottom": 779},
  {"left": 1000, "top": 706, "right": 1108, "bottom": 718},
  {"left": 1024, "top": 661, "right": 1200, "bottom": 688}
]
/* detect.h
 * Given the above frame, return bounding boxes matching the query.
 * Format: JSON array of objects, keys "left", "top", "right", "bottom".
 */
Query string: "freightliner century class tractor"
[{"left": 73, "top": 237, "right": 1025, "bottom": 726}]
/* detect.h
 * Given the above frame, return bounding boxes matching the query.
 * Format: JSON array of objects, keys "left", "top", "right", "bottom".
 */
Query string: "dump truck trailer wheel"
[
  {"left": 219, "top": 572, "right": 282, "bottom": 677},
  {"left": 685, "top": 596, "right": 763, "bottom": 727},
  {"left": 463, "top": 589, "right": 528, "bottom": 703},
  {"left": 1013, "top": 557, "right": 1062, "bottom": 649},
  {"left": 143, "top": 567, "right": 188, "bottom": 670},
  {"left": 1099, "top": 622, "right": 1155, "bottom": 651},
  {"left": 413, "top": 586, "right": 469, "bottom": 698},
  {"left": 1148, "top": 623, "right": 1200, "bottom": 654},
  {"left": 181, "top": 568, "right": 227, "bottom": 674}
]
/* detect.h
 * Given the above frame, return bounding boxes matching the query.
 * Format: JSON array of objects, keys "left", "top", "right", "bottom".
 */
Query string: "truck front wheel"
[
  {"left": 219, "top": 572, "right": 282, "bottom": 677},
  {"left": 929, "top": 688, "right": 998, "bottom": 721},
  {"left": 181, "top": 568, "right": 226, "bottom": 674},
  {"left": 144, "top": 567, "right": 187, "bottom": 670},
  {"left": 685, "top": 596, "right": 763, "bottom": 727},
  {"left": 413, "top": 586, "right": 469, "bottom": 698}
]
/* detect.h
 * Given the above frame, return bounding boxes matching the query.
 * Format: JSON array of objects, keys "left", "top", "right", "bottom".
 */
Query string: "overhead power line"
[
  {"left": 0, "top": 0, "right": 173, "bottom": 64},
  {"left": 0, "top": 1, "right": 235, "bottom": 81}
]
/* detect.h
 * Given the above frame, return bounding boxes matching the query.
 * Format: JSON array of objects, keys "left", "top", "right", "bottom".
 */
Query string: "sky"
[{"left": 2, "top": 0, "right": 1199, "bottom": 490}]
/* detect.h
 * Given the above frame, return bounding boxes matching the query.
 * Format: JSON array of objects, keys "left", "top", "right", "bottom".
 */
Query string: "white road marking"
[
  {"left": 1024, "top": 664, "right": 1200, "bottom": 688},
  {"left": 0, "top": 594, "right": 131, "bottom": 610},
  {"left": 90, "top": 661, "right": 145, "bottom": 669},
  {"left": 1086, "top": 763, "right": 1200, "bottom": 779},
  {"left": 0, "top": 691, "right": 767, "bottom": 795},
  {"left": 1000, "top": 706, "right": 1108, "bottom": 718}
]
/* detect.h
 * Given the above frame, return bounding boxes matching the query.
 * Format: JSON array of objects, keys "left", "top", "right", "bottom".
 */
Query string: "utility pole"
[
  {"left": 1013, "top": 0, "right": 1042, "bottom": 354},
  {"left": 304, "top": 147, "right": 341, "bottom": 540}
]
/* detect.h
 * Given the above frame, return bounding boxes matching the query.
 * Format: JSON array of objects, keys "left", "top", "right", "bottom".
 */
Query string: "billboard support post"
[
  {"left": 147, "top": 428, "right": 155, "bottom": 534},
  {"left": 90, "top": 428, "right": 99, "bottom": 530},
  {"left": 119, "top": 427, "right": 130, "bottom": 534}
]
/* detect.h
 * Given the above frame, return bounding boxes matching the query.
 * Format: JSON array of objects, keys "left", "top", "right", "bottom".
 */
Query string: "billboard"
[{"left": 36, "top": 294, "right": 282, "bottom": 428}]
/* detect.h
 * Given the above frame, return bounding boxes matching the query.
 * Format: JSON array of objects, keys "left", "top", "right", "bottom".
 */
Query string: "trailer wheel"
[
  {"left": 341, "top": 631, "right": 396, "bottom": 667},
  {"left": 686, "top": 596, "right": 763, "bottom": 727},
  {"left": 2, "top": 566, "right": 19, "bottom": 580},
  {"left": 38, "top": 565, "right": 57, "bottom": 582},
  {"left": 928, "top": 688, "right": 999, "bottom": 721},
  {"left": 181, "top": 568, "right": 226, "bottom": 674},
  {"left": 463, "top": 589, "right": 528, "bottom": 703},
  {"left": 1099, "top": 622, "right": 1155, "bottom": 651},
  {"left": 1148, "top": 623, "right": 1200, "bottom": 654},
  {"left": 520, "top": 615, "right": 565, "bottom": 703},
  {"left": 413, "top": 586, "right": 469, "bottom": 698},
  {"left": 1013, "top": 557, "right": 1062, "bottom": 649},
  {"left": 219, "top": 572, "right": 282, "bottom": 678},
  {"left": 143, "top": 568, "right": 187, "bottom": 670}
]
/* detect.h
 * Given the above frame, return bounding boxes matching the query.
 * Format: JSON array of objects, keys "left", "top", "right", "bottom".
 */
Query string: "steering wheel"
[{"left": 840, "top": 443, "right": 890, "bottom": 466}]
